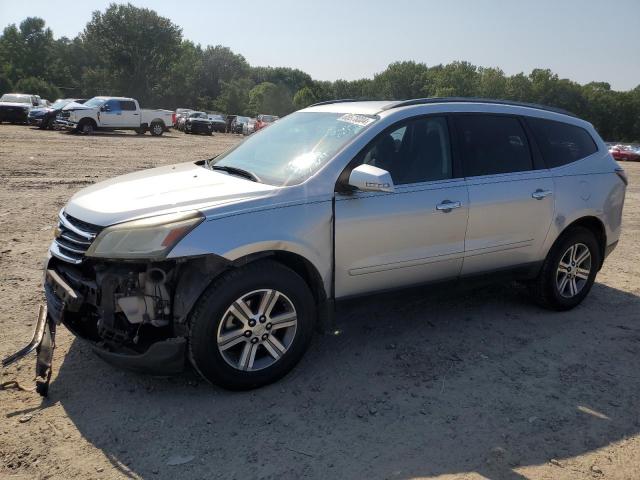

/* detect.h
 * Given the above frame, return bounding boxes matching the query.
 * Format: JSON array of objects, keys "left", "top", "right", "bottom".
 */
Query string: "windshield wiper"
[{"left": 210, "top": 164, "right": 261, "bottom": 183}]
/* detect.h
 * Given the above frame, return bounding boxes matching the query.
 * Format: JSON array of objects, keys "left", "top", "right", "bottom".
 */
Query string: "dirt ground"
[{"left": 0, "top": 124, "right": 639, "bottom": 480}]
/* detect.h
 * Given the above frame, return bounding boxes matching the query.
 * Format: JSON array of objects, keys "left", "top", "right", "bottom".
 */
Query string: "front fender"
[{"left": 168, "top": 200, "right": 334, "bottom": 294}]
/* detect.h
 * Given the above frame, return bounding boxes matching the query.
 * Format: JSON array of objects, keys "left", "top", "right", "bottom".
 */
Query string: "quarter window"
[
  {"left": 526, "top": 117, "right": 597, "bottom": 168},
  {"left": 361, "top": 116, "right": 452, "bottom": 185},
  {"left": 456, "top": 115, "right": 533, "bottom": 177}
]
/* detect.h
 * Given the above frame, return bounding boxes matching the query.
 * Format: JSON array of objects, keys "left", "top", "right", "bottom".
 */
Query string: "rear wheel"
[
  {"left": 150, "top": 122, "right": 164, "bottom": 136},
  {"left": 530, "top": 226, "right": 601, "bottom": 310},
  {"left": 189, "top": 260, "right": 316, "bottom": 390}
]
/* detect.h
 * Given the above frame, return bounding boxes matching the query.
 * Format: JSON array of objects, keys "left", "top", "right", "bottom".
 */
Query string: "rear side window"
[
  {"left": 455, "top": 115, "right": 533, "bottom": 177},
  {"left": 526, "top": 117, "right": 597, "bottom": 168},
  {"left": 120, "top": 101, "right": 136, "bottom": 111}
]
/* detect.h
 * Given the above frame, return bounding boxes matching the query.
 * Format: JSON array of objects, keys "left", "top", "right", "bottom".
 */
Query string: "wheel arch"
[
  {"left": 556, "top": 215, "right": 607, "bottom": 269},
  {"left": 173, "top": 250, "right": 329, "bottom": 333},
  {"left": 79, "top": 117, "right": 97, "bottom": 127}
]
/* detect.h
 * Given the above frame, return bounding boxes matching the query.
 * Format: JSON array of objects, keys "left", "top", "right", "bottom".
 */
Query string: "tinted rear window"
[
  {"left": 526, "top": 117, "right": 598, "bottom": 168},
  {"left": 456, "top": 115, "right": 533, "bottom": 177},
  {"left": 120, "top": 101, "right": 136, "bottom": 111}
]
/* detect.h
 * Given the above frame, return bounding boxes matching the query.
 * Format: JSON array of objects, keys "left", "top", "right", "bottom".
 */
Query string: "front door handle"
[
  {"left": 436, "top": 200, "right": 462, "bottom": 212},
  {"left": 532, "top": 189, "right": 553, "bottom": 200}
]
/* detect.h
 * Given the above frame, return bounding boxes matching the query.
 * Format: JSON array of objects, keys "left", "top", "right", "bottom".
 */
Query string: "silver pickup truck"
[{"left": 56, "top": 96, "right": 175, "bottom": 136}]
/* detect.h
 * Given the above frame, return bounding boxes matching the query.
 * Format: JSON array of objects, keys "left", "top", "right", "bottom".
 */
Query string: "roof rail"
[
  {"left": 308, "top": 99, "right": 360, "bottom": 107},
  {"left": 381, "top": 97, "right": 577, "bottom": 117}
]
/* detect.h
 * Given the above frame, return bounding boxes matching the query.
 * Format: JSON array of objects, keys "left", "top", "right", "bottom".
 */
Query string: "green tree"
[
  {"left": 293, "top": 86, "right": 318, "bottom": 109},
  {"left": 373, "top": 61, "right": 429, "bottom": 99},
  {"left": 81, "top": 3, "right": 183, "bottom": 106},
  {"left": 247, "top": 82, "right": 293, "bottom": 116},
  {"left": 14, "top": 76, "right": 61, "bottom": 100}
]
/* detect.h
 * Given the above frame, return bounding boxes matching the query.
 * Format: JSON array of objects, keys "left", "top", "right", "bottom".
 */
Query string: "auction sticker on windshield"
[{"left": 337, "top": 113, "right": 376, "bottom": 127}]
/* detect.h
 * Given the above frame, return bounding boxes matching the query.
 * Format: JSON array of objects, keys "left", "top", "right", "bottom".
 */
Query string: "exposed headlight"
[{"left": 85, "top": 211, "right": 204, "bottom": 260}]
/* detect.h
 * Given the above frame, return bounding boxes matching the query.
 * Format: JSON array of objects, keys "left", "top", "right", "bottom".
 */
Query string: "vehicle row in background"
[
  {"left": 607, "top": 142, "right": 640, "bottom": 162},
  {"left": 29, "top": 98, "right": 87, "bottom": 129},
  {"left": 56, "top": 96, "right": 175, "bottom": 136},
  {"left": 1, "top": 92, "right": 279, "bottom": 137},
  {"left": 0, "top": 93, "right": 50, "bottom": 123}
]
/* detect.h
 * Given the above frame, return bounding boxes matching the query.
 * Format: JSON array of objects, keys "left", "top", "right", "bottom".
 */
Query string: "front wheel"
[
  {"left": 78, "top": 119, "right": 95, "bottom": 134},
  {"left": 530, "top": 226, "right": 601, "bottom": 310},
  {"left": 188, "top": 260, "right": 316, "bottom": 390}
]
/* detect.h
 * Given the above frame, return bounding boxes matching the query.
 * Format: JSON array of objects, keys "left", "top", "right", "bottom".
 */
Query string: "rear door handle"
[
  {"left": 436, "top": 200, "right": 462, "bottom": 212},
  {"left": 532, "top": 189, "right": 553, "bottom": 200}
]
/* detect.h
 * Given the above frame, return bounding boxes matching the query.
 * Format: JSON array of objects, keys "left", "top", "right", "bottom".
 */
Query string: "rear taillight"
[
  {"left": 172, "top": 112, "right": 176, "bottom": 125},
  {"left": 615, "top": 167, "right": 628, "bottom": 186}
]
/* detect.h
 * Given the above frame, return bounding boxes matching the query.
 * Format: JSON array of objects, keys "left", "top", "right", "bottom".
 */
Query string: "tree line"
[{"left": 1, "top": 3, "right": 639, "bottom": 141}]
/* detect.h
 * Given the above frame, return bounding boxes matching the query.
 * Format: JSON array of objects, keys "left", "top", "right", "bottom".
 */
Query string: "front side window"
[
  {"left": 456, "top": 115, "right": 533, "bottom": 177},
  {"left": 103, "top": 99, "right": 121, "bottom": 112},
  {"left": 526, "top": 117, "right": 597, "bottom": 168},
  {"left": 360, "top": 116, "right": 452, "bottom": 185},
  {"left": 212, "top": 112, "right": 376, "bottom": 186}
]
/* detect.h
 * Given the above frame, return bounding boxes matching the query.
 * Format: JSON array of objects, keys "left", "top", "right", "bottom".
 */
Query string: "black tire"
[
  {"left": 530, "top": 226, "right": 601, "bottom": 311},
  {"left": 188, "top": 260, "right": 316, "bottom": 390},
  {"left": 78, "top": 119, "right": 95, "bottom": 134},
  {"left": 150, "top": 122, "right": 164, "bottom": 136}
]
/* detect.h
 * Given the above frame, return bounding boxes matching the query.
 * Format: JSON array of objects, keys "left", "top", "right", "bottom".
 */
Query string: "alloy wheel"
[
  {"left": 556, "top": 243, "right": 592, "bottom": 298},
  {"left": 216, "top": 289, "right": 298, "bottom": 371}
]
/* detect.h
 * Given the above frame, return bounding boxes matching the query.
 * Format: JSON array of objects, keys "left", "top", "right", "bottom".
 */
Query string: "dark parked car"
[
  {"left": 230, "top": 115, "right": 250, "bottom": 134},
  {"left": 184, "top": 111, "right": 214, "bottom": 135},
  {"left": 207, "top": 114, "right": 227, "bottom": 133},
  {"left": 28, "top": 98, "right": 87, "bottom": 129},
  {"left": 0, "top": 93, "right": 39, "bottom": 124}
]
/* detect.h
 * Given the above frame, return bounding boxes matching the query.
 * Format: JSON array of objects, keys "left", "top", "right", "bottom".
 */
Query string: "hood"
[
  {"left": 29, "top": 107, "right": 51, "bottom": 116},
  {"left": 65, "top": 162, "right": 277, "bottom": 226},
  {"left": 62, "top": 102, "right": 94, "bottom": 112},
  {"left": 187, "top": 118, "right": 211, "bottom": 123}
]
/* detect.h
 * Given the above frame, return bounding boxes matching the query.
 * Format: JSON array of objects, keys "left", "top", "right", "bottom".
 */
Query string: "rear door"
[
  {"left": 453, "top": 114, "right": 555, "bottom": 275},
  {"left": 334, "top": 116, "right": 469, "bottom": 297},
  {"left": 117, "top": 100, "right": 139, "bottom": 127}
]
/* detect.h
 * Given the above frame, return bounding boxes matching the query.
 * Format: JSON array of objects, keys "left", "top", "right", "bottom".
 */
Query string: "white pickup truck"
[{"left": 56, "top": 96, "right": 175, "bottom": 136}]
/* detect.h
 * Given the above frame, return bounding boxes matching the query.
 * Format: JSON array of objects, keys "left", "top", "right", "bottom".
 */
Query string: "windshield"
[
  {"left": 261, "top": 115, "right": 278, "bottom": 122},
  {"left": 83, "top": 97, "right": 105, "bottom": 108},
  {"left": 190, "top": 112, "right": 207, "bottom": 118},
  {"left": 1, "top": 94, "right": 31, "bottom": 104},
  {"left": 211, "top": 112, "right": 377, "bottom": 186}
]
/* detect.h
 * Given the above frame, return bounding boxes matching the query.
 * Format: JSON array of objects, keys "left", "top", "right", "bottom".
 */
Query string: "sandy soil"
[{"left": 1, "top": 124, "right": 639, "bottom": 480}]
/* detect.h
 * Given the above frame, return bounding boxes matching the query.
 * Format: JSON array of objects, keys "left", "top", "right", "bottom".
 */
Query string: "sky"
[{"left": 1, "top": 0, "right": 639, "bottom": 91}]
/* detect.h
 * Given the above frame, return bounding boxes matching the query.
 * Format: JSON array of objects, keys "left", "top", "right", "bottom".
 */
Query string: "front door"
[
  {"left": 334, "top": 116, "right": 469, "bottom": 298},
  {"left": 453, "top": 114, "right": 555, "bottom": 275}
]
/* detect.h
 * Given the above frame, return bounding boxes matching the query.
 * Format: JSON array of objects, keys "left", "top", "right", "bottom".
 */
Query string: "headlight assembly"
[{"left": 85, "top": 211, "right": 204, "bottom": 260}]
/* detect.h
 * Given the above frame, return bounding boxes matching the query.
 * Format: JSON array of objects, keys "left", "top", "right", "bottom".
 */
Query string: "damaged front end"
[{"left": 2, "top": 210, "right": 228, "bottom": 395}]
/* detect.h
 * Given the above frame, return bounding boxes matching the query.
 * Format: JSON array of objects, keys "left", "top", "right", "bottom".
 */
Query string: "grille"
[
  {"left": 52, "top": 210, "right": 102, "bottom": 264},
  {"left": 59, "top": 110, "right": 70, "bottom": 118}
]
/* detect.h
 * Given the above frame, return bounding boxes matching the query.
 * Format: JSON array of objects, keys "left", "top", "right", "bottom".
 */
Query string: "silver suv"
[{"left": 12, "top": 98, "right": 627, "bottom": 393}]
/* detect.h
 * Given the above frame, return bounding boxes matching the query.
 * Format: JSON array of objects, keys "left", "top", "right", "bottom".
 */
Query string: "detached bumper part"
[{"left": 1, "top": 305, "right": 56, "bottom": 397}]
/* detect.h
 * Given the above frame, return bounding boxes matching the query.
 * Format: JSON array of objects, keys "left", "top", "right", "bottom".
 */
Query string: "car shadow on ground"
[{"left": 34, "top": 281, "right": 640, "bottom": 479}]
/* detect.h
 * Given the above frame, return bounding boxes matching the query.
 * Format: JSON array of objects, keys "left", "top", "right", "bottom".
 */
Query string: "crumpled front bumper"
[
  {"left": 55, "top": 118, "right": 77, "bottom": 130},
  {"left": 2, "top": 268, "right": 187, "bottom": 396}
]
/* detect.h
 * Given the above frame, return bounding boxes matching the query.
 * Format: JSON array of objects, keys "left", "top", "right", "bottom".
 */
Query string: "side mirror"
[{"left": 348, "top": 164, "right": 395, "bottom": 193}]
